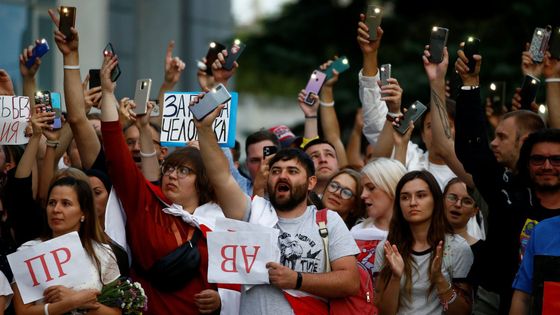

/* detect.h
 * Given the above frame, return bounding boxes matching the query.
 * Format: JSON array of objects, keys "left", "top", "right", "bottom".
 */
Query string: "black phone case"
[
  {"left": 223, "top": 43, "right": 246, "bottom": 71},
  {"left": 488, "top": 82, "right": 506, "bottom": 113},
  {"left": 549, "top": 27, "right": 560, "bottom": 60},
  {"left": 205, "top": 42, "right": 226, "bottom": 75},
  {"left": 89, "top": 69, "right": 101, "bottom": 89},
  {"left": 429, "top": 27, "right": 449, "bottom": 64},
  {"left": 103, "top": 43, "right": 122, "bottom": 82},
  {"left": 263, "top": 146, "right": 278, "bottom": 158},
  {"left": 59, "top": 7, "right": 76, "bottom": 41},
  {"left": 394, "top": 101, "right": 427, "bottom": 134},
  {"left": 463, "top": 37, "right": 480, "bottom": 73},
  {"left": 519, "top": 75, "right": 540, "bottom": 110}
]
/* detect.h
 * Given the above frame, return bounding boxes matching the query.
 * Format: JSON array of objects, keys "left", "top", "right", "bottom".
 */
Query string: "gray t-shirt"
[
  {"left": 240, "top": 201, "right": 359, "bottom": 315},
  {"left": 373, "top": 234, "right": 473, "bottom": 315}
]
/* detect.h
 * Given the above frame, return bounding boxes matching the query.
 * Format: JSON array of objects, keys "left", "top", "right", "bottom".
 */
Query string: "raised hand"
[
  {"left": 423, "top": 45, "right": 449, "bottom": 84},
  {"left": 357, "top": 13, "right": 383, "bottom": 55},
  {"left": 212, "top": 50, "right": 237, "bottom": 85},
  {"left": 118, "top": 97, "right": 137, "bottom": 124},
  {"left": 384, "top": 241, "right": 404, "bottom": 278},
  {"left": 380, "top": 78, "right": 403, "bottom": 113},
  {"left": 19, "top": 40, "right": 43, "bottom": 78},
  {"left": 298, "top": 89, "right": 319, "bottom": 117},
  {"left": 522, "top": 43, "right": 544, "bottom": 77},
  {"left": 164, "top": 41, "right": 186, "bottom": 86},
  {"left": 82, "top": 75, "right": 102, "bottom": 110},
  {"left": 455, "top": 44, "right": 481, "bottom": 87},
  {"left": 100, "top": 54, "right": 118, "bottom": 94},
  {"left": 320, "top": 59, "right": 339, "bottom": 88},
  {"left": 197, "top": 57, "right": 216, "bottom": 92},
  {"left": 0, "top": 70, "right": 15, "bottom": 96},
  {"left": 430, "top": 241, "right": 445, "bottom": 283},
  {"left": 48, "top": 8, "right": 79, "bottom": 56}
]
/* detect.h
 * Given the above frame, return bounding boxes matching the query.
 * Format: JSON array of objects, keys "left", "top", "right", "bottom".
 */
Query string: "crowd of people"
[{"left": 0, "top": 5, "right": 559, "bottom": 315}]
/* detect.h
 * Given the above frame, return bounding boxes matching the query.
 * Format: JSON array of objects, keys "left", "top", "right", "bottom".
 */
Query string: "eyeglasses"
[
  {"left": 529, "top": 155, "right": 560, "bottom": 167},
  {"left": 445, "top": 193, "right": 475, "bottom": 208},
  {"left": 327, "top": 181, "right": 354, "bottom": 200},
  {"left": 161, "top": 165, "right": 194, "bottom": 178}
]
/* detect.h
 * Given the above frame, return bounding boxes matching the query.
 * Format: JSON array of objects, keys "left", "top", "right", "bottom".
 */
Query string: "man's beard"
[
  {"left": 532, "top": 172, "right": 560, "bottom": 192},
  {"left": 269, "top": 181, "right": 308, "bottom": 212}
]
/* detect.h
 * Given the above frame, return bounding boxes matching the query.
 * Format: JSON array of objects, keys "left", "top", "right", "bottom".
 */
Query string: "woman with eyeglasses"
[
  {"left": 320, "top": 168, "right": 364, "bottom": 229},
  {"left": 99, "top": 54, "right": 224, "bottom": 314},
  {"left": 374, "top": 170, "right": 473, "bottom": 315}
]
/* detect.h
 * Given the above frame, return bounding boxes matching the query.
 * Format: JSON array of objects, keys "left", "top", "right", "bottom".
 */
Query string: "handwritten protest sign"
[
  {"left": 161, "top": 92, "right": 238, "bottom": 147},
  {"left": 0, "top": 96, "right": 30, "bottom": 145},
  {"left": 7, "top": 232, "right": 93, "bottom": 304},
  {"left": 207, "top": 231, "right": 278, "bottom": 284}
]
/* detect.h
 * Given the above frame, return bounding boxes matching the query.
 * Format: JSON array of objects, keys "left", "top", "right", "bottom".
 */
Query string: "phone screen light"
[
  {"left": 539, "top": 104, "right": 547, "bottom": 114},
  {"left": 490, "top": 83, "right": 497, "bottom": 91}
]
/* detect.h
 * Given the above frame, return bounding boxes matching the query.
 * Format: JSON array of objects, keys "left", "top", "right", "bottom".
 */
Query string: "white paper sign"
[
  {"left": 207, "top": 231, "right": 278, "bottom": 284},
  {"left": 0, "top": 96, "right": 30, "bottom": 145},
  {"left": 8, "top": 232, "right": 92, "bottom": 304}
]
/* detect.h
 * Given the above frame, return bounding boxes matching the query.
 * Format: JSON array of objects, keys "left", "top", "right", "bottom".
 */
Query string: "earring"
[{"left": 80, "top": 216, "right": 85, "bottom": 223}]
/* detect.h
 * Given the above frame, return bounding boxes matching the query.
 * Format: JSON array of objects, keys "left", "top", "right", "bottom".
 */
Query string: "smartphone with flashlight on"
[
  {"left": 529, "top": 26, "right": 552, "bottom": 63},
  {"left": 103, "top": 43, "right": 122, "bottom": 82},
  {"left": 26, "top": 39, "right": 49, "bottom": 68},
  {"left": 325, "top": 56, "right": 350, "bottom": 80},
  {"left": 429, "top": 26, "right": 449, "bottom": 64},
  {"left": 303, "top": 70, "right": 327, "bottom": 105},
  {"left": 59, "top": 6, "right": 76, "bottom": 40},
  {"left": 394, "top": 101, "right": 428, "bottom": 135},
  {"left": 189, "top": 83, "right": 231, "bottom": 120},
  {"left": 463, "top": 36, "right": 480, "bottom": 73},
  {"left": 380, "top": 64, "right": 392, "bottom": 86},
  {"left": 133, "top": 79, "right": 153, "bottom": 115},
  {"left": 203, "top": 41, "right": 226, "bottom": 75},
  {"left": 223, "top": 39, "right": 246, "bottom": 71},
  {"left": 519, "top": 74, "right": 540, "bottom": 110},
  {"left": 365, "top": 5, "right": 382, "bottom": 41}
]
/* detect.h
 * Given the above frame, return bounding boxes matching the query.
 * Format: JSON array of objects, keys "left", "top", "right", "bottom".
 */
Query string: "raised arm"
[
  {"left": 423, "top": 46, "right": 474, "bottom": 187},
  {"left": 346, "top": 109, "right": 365, "bottom": 168},
  {"left": 153, "top": 41, "right": 185, "bottom": 128},
  {"left": 194, "top": 101, "right": 248, "bottom": 220},
  {"left": 318, "top": 59, "right": 348, "bottom": 167},
  {"left": 137, "top": 102, "right": 161, "bottom": 181},
  {"left": 48, "top": 9, "right": 100, "bottom": 169},
  {"left": 298, "top": 89, "right": 320, "bottom": 141},
  {"left": 543, "top": 53, "right": 560, "bottom": 128}
]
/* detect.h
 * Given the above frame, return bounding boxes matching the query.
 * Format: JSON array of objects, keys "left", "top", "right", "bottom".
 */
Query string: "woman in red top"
[{"left": 99, "top": 54, "right": 222, "bottom": 314}]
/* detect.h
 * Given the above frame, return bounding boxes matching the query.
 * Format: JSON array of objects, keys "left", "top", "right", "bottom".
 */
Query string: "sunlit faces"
[
  {"left": 444, "top": 182, "right": 477, "bottom": 229},
  {"left": 89, "top": 176, "right": 109, "bottom": 220},
  {"left": 267, "top": 158, "right": 311, "bottom": 212},
  {"left": 47, "top": 186, "right": 85, "bottom": 237},
  {"left": 490, "top": 117, "right": 521, "bottom": 169},
  {"left": 323, "top": 173, "right": 358, "bottom": 220},
  {"left": 361, "top": 175, "right": 393, "bottom": 221},
  {"left": 161, "top": 162, "right": 199, "bottom": 207},
  {"left": 529, "top": 142, "right": 560, "bottom": 191},
  {"left": 305, "top": 143, "right": 339, "bottom": 181},
  {"left": 246, "top": 140, "right": 276, "bottom": 181},
  {"left": 399, "top": 178, "right": 434, "bottom": 224}
]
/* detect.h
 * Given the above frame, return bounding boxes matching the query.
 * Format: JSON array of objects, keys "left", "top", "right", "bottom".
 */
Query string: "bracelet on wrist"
[
  {"left": 44, "top": 303, "right": 50, "bottom": 315},
  {"left": 305, "top": 115, "right": 318, "bottom": 119},
  {"left": 45, "top": 140, "right": 60, "bottom": 148},
  {"left": 139, "top": 150, "right": 157, "bottom": 158},
  {"left": 386, "top": 112, "right": 403, "bottom": 122},
  {"left": 545, "top": 78, "right": 560, "bottom": 83},
  {"left": 63, "top": 65, "right": 80, "bottom": 70},
  {"left": 460, "top": 85, "right": 479, "bottom": 90},
  {"left": 319, "top": 100, "right": 335, "bottom": 107},
  {"left": 295, "top": 272, "right": 303, "bottom": 289}
]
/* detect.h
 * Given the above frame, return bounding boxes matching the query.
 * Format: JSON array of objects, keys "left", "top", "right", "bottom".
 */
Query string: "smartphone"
[
  {"left": 58, "top": 6, "right": 76, "bottom": 41},
  {"left": 303, "top": 70, "right": 327, "bottom": 105},
  {"left": 463, "top": 36, "right": 480, "bottom": 73},
  {"left": 103, "top": 43, "right": 122, "bottom": 82},
  {"left": 548, "top": 26, "right": 560, "bottom": 60},
  {"left": 365, "top": 5, "right": 383, "bottom": 41},
  {"left": 263, "top": 145, "right": 278, "bottom": 158},
  {"left": 89, "top": 69, "right": 101, "bottom": 89},
  {"left": 223, "top": 39, "right": 246, "bottom": 71},
  {"left": 394, "top": 101, "right": 428, "bottom": 135},
  {"left": 204, "top": 41, "right": 226, "bottom": 75},
  {"left": 50, "top": 92, "right": 62, "bottom": 129},
  {"left": 325, "top": 56, "right": 350, "bottom": 80},
  {"left": 190, "top": 83, "right": 232, "bottom": 120},
  {"left": 488, "top": 81, "right": 506, "bottom": 114},
  {"left": 380, "top": 63, "right": 391, "bottom": 86},
  {"left": 133, "top": 79, "right": 153, "bottom": 115},
  {"left": 529, "top": 26, "right": 552, "bottom": 63},
  {"left": 25, "top": 39, "right": 49, "bottom": 68},
  {"left": 428, "top": 26, "right": 449, "bottom": 64},
  {"left": 519, "top": 74, "right": 540, "bottom": 110}
]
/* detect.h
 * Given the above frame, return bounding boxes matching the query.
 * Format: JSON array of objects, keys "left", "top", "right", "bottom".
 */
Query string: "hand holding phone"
[
  {"left": 325, "top": 57, "right": 350, "bottom": 80},
  {"left": 202, "top": 42, "right": 226, "bottom": 75},
  {"left": 26, "top": 39, "right": 49, "bottom": 69},
  {"left": 303, "top": 70, "right": 327, "bottom": 105},
  {"left": 103, "top": 43, "right": 122, "bottom": 82},
  {"left": 263, "top": 146, "right": 278, "bottom": 158},
  {"left": 393, "top": 101, "right": 427, "bottom": 134},
  {"left": 488, "top": 81, "right": 506, "bottom": 114},
  {"left": 133, "top": 79, "right": 153, "bottom": 115},
  {"left": 189, "top": 84, "right": 232, "bottom": 120},
  {"left": 529, "top": 26, "right": 552, "bottom": 63},
  {"left": 89, "top": 69, "right": 101, "bottom": 89},
  {"left": 519, "top": 74, "right": 540, "bottom": 110},
  {"left": 380, "top": 64, "right": 392, "bottom": 86},
  {"left": 428, "top": 26, "right": 449, "bottom": 64},
  {"left": 463, "top": 36, "right": 480, "bottom": 73},
  {"left": 365, "top": 5, "right": 383, "bottom": 41},
  {"left": 58, "top": 6, "right": 76, "bottom": 40},
  {"left": 34, "top": 90, "right": 61, "bottom": 129},
  {"left": 223, "top": 40, "right": 246, "bottom": 71}
]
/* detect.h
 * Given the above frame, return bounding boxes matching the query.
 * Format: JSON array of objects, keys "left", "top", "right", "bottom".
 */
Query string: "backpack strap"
[{"left": 315, "top": 208, "right": 331, "bottom": 272}]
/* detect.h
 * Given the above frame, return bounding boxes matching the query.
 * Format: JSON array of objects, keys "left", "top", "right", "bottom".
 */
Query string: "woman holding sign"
[
  {"left": 11, "top": 177, "right": 121, "bottom": 315},
  {"left": 98, "top": 51, "right": 224, "bottom": 314}
]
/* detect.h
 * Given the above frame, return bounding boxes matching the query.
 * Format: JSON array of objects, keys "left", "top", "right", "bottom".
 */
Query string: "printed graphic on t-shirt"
[
  {"left": 520, "top": 218, "right": 539, "bottom": 261},
  {"left": 278, "top": 232, "right": 322, "bottom": 272},
  {"left": 355, "top": 239, "right": 381, "bottom": 277}
]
